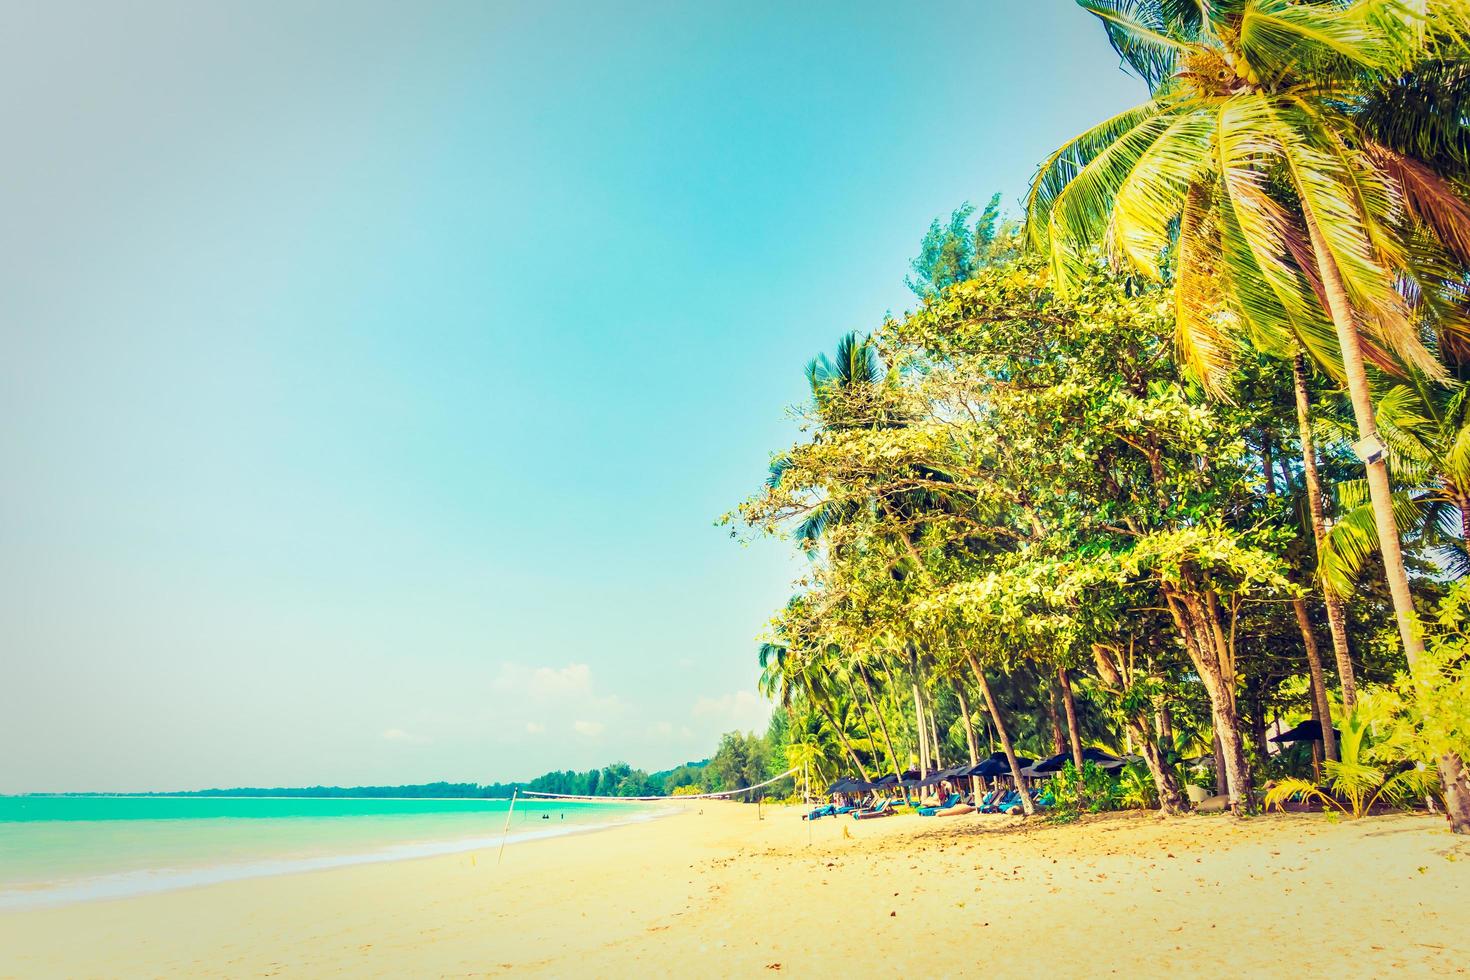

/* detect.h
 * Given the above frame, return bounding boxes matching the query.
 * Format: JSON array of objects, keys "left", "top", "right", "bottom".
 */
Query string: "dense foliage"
[{"left": 733, "top": 0, "right": 1470, "bottom": 831}]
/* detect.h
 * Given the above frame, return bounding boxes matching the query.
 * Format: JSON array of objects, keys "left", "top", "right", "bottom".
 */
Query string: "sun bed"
[
  {"left": 916, "top": 793, "right": 962, "bottom": 817},
  {"left": 852, "top": 800, "right": 896, "bottom": 820},
  {"left": 972, "top": 789, "right": 1001, "bottom": 812},
  {"left": 976, "top": 790, "right": 1007, "bottom": 813}
]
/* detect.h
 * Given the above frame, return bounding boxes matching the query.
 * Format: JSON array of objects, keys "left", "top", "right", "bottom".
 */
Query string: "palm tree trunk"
[
  {"left": 857, "top": 665, "right": 902, "bottom": 781},
  {"left": 1302, "top": 210, "right": 1423, "bottom": 662},
  {"left": 1058, "top": 667, "right": 1084, "bottom": 769},
  {"left": 1264, "top": 408, "right": 1340, "bottom": 762},
  {"left": 957, "top": 686, "right": 981, "bottom": 797},
  {"left": 963, "top": 650, "right": 1034, "bottom": 816},
  {"left": 812, "top": 697, "right": 870, "bottom": 781},
  {"left": 928, "top": 691, "right": 943, "bottom": 769},
  {"left": 841, "top": 672, "right": 885, "bottom": 777},
  {"left": 1293, "top": 351, "right": 1358, "bottom": 710},
  {"left": 1302, "top": 211, "right": 1468, "bottom": 833},
  {"left": 1291, "top": 596, "right": 1339, "bottom": 761},
  {"left": 912, "top": 682, "right": 929, "bottom": 777}
]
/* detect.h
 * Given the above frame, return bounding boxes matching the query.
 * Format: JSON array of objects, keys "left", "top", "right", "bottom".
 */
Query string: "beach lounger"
[
  {"left": 984, "top": 791, "right": 1020, "bottom": 813},
  {"left": 916, "top": 793, "right": 962, "bottom": 817},
  {"left": 803, "top": 804, "right": 837, "bottom": 821},
  {"left": 999, "top": 791, "right": 1035, "bottom": 814},
  {"left": 852, "top": 800, "right": 895, "bottom": 820}
]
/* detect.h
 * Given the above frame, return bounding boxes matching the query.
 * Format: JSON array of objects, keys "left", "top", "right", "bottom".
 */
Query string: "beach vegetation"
[{"left": 732, "top": 0, "right": 1470, "bottom": 833}]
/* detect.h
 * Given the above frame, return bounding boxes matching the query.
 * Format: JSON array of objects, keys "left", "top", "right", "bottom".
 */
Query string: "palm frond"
[
  {"left": 1238, "top": 0, "right": 1422, "bottom": 90},
  {"left": 1108, "top": 107, "right": 1219, "bottom": 276},
  {"left": 1048, "top": 108, "right": 1196, "bottom": 289},
  {"left": 1266, "top": 99, "right": 1438, "bottom": 376},
  {"left": 1320, "top": 489, "right": 1428, "bottom": 596},
  {"left": 1077, "top": 0, "right": 1196, "bottom": 89},
  {"left": 1174, "top": 178, "right": 1239, "bottom": 391},
  {"left": 1365, "top": 140, "right": 1470, "bottom": 267},
  {"left": 1025, "top": 100, "right": 1171, "bottom": 254}
]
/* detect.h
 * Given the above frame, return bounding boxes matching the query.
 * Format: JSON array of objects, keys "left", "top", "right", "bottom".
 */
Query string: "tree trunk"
[
  {"left": 1301, "top": 208, "right": 1423, "bottom": 663},
  {"left": 1091, "top": 644, "right": 1186, "bottom": 815},
  {"left": 1291, "top": 596, "right": 1339, "bottom": 761},
  {"left": 857, "top": 665, "right": 902, "bottom": 781},
  {"left": 1250, "top": 687, "right": 1270, "bottom": 762},
  {"left": 1167, "top": 589, "right": 1253, "bottom": 812},
  {"left": 1301, "top": 207, "right": 1470, "bottom": 831},
  {"left": 928, "top": 693, "right": 943, "bottom": 769},
  {"left": 1441, "top": 753, "right": 1470, "bottom": 834},
  {"left": 1266, "top": 397, "right": 1339, "bottom": 764},
  {"left": 963, "top": 650, "right": 1034, "bottom": 816},
  {"left": 912, "top": 682, "right": 929, "bottom": 778},
  {"left": 957, "top": 687, "right": 981, "bottom": 797},
  {"left": 1212, "top": 731, "right": 1228, "bottom": 797},
  {"left": 1292, "top": 351, "right": 1358, "bottom": 711},
  {"left": 1045, "top": 680, "right": 1066, "bottom": 756},
  {"left": 812, "top": 698, "right": 871, "bottom": 781},
  {"left": 1058, "top": 667, "right": 1085, "bottom": 769},
  {"left": 1134, "top": 720, "right": 1187, "bottom": 815}
]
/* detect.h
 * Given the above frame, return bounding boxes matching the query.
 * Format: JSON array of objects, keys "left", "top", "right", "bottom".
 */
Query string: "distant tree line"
[{"left": 34, "top": 721, "right": 796, "bottom": 801}]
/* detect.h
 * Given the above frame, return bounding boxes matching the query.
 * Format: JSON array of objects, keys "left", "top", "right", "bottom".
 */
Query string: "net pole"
[{"left": 496, "top": 788, "right": 518, "bottom": 865}]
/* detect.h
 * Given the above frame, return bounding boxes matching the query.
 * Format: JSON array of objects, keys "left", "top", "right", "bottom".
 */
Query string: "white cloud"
[
  {"left": 573, "top": 720, "right": 605, "bottom": 737},
  {"left": 493, "top": 663, "right": 595, "bottom": 699},
  {"left": 382, "top": 728, "right": 429, "bottom": 745},
  {"left": 691, "top": 691, "right": 771, "bottom": 732},
  {"left": 650, "top": 721, "right": 674, "bottom": 738},
  {"left": 492, "top": 663, "right": 627, "bottom": 710},
  {"left": 524, "top": 721, "right": 546, "bottom": 735}
]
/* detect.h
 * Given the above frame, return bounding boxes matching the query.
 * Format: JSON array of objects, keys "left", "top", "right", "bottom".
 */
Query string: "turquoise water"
[{"left": 0, "top": 796, "right": 654, "bottom": 909}]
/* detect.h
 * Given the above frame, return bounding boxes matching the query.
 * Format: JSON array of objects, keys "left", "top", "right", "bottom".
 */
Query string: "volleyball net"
[{"left": 518, "top": 766, "right": 800, "bottom": 803}]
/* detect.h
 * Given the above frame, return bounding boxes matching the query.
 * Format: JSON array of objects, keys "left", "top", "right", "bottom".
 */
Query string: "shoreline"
[
  {"left": 1, "top": 803, "right": 1466, "bottom": 976},
  {"left": 0, "top": 803, "right": 670, "bottom": 913}
]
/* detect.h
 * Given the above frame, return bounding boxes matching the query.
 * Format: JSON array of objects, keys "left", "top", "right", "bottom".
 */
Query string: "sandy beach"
[{"left": 1, "top": 802, "right": 1466, "bottom": 977}]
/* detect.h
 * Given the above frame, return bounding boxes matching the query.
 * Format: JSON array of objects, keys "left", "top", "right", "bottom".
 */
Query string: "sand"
[{"left": 1, "top": 802, "right": 1467, "bottom": 977}]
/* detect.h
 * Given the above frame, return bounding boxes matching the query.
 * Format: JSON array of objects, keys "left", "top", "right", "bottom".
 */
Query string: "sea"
[{"left": 0, "top": 795, "right": 657, "bottom": 911}]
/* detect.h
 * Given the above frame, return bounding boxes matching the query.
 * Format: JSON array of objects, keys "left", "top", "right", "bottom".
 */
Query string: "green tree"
[{"left": 1032, "top": 0, "right": 1470, "bottom": 831}]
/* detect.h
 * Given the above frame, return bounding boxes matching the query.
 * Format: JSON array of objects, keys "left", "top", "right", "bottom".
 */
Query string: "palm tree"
[
  {"left": 1292, "top": 352, "right": 1361, "bottom": 711},
  {"left": 1030, "top": 0, "right": 1470, "bottom": 659},
  {"left": 766, "top": 332, "right": 891, "bottom": 552},
  {"left": 1031, "top": 0, "right": 1470, "bottom": 831},
  {"left": 759, "top": 634, "right": 872, "bottom": 781}
]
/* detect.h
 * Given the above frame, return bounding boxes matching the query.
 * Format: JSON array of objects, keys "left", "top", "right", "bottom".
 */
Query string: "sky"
[{"left": 0, "top": 0, "right": 1144, "bottom": 793}]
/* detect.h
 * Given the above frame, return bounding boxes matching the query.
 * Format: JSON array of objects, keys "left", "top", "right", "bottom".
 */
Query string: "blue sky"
[{"left": 0, "top": 1, "right": 1143, "bottom": 792}]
